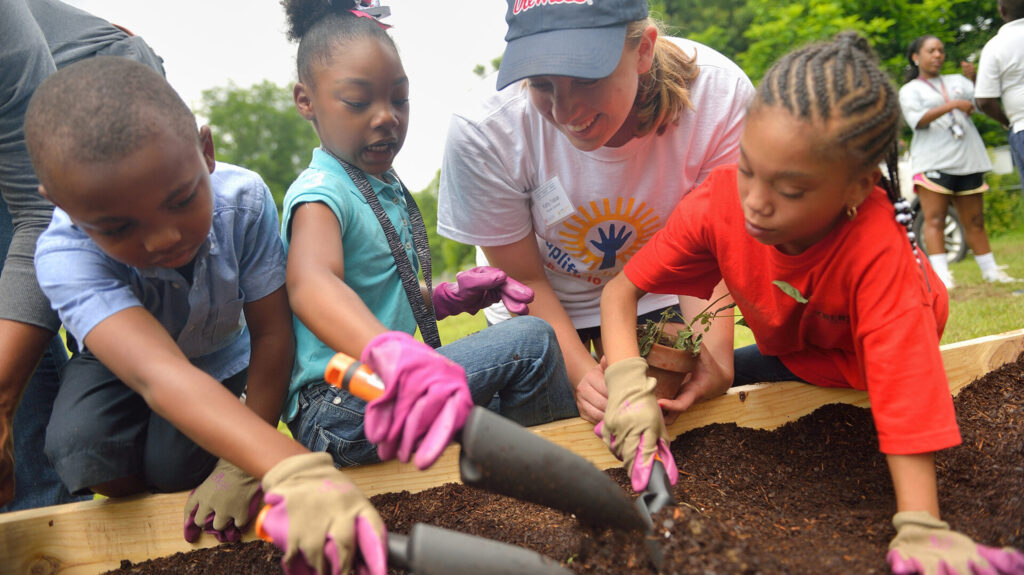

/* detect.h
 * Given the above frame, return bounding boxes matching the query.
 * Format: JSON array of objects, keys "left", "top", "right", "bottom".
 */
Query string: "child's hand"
[
  {"left": 183, "top": 458, "right": 263, "bottom": 543},
  {"left": 595, "top": 357, "right": 678, "bottom": 493},
  {"left": 361, "top": 331, "right": 473, "bottom": 469},
  {"left": 259, "top": 453, "right": 386, "bottom": 575},
  {"left": 887, "top": 511, "right": 1024, "bottom": 574},
  {"left": 432, "top": 266, "right": 534, "bottom": 319}
]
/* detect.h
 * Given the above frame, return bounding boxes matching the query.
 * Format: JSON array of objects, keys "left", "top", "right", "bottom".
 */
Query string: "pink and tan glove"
[
  {"left": 595, "top": 357, "right": 678, "bottom": 493},
  {"left": 259, "top": 452, "right": 386, "bottom": 575},
  {"left": 887, "top": 511, "right": 1024, "bottom": 574},
  {"left": 431, "top": 266, "right": 534, "bottom": 319},
  {"left": 183, "top": 458, "right": 263, "bottom": 543},
  {"left": 361, "top": 331, "right": 474, "bottom": 470}
]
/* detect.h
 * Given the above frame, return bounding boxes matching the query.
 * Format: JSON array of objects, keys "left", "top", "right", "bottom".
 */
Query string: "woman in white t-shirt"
[
  {"left": 899, "top": 34, "right": 1019, "bottom": 288},
  {"left": 437, "top": 0, "right": 754, "bottom": 423}
]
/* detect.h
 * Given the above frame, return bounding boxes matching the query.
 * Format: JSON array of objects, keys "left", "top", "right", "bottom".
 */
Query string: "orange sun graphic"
[{"left": 559, "top": 197, "right": 661, "bottom": 274}]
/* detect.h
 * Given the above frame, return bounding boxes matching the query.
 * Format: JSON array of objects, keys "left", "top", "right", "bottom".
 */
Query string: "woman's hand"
[{"left": 574, "top": 359, "right": 608, "bottom": 423}]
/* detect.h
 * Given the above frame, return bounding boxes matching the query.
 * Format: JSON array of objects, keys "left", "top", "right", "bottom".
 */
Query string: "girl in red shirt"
[{"left": 599, "top": 31, "right": 1024, "bottom": 575}]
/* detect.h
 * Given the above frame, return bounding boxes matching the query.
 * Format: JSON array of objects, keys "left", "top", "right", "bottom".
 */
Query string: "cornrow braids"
[
  {"left": 628, "top": 19, "right": 698, "bottom": 138},
  {"left": 281, "top": 0, "right": 396, "bottom": 87},
  {"left": 753, "top": 31, "right": 918, "bottom": 256}
]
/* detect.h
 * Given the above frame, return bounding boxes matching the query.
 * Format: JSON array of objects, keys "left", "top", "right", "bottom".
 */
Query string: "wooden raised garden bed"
[{"left": 2, "top": 329, "right": 1022, "bottom": 574}]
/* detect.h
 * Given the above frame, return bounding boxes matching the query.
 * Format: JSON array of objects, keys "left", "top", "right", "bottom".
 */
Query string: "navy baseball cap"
[{"left": 496, "top": 0, "right": 650, "bottom": 90}]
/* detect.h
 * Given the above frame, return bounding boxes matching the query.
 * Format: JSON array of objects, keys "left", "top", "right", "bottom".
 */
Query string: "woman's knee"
[{"left": 506, "top": 315, "right": 560, "bottom": 358}]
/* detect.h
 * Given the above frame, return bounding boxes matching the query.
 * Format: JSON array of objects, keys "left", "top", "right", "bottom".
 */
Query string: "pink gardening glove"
[
  {"left": 595, "top": 357, "right": 679, "bottom": 493},
  {"left": 259, "top": 453, "right": 386, "bottom": 575},
  {"left": 432, "top": 266, "right": 534, "bottom": 319},
  {"left": 361, "top": 331, "right": 474, "bottom": 469},
  {"left": 887, "top": 511, "right": 1024, "bottom": 575}
]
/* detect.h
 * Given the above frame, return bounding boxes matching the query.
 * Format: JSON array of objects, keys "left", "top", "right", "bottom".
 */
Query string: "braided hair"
[
  {"left": 281, "top": 0, "right": 396, "bottom": 88},
  {"left": 751, "top": 31, "right": 918, "bottom": 254}
]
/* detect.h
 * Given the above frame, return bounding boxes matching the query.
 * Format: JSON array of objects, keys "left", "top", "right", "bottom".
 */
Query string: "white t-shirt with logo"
[{"left": 438, "top": 37, "right": 754, "bottom": 328}]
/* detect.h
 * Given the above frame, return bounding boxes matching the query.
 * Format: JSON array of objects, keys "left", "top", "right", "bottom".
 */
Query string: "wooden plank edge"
[{"left": 2, "top": 328, "right": 1021, "bottom": 574}]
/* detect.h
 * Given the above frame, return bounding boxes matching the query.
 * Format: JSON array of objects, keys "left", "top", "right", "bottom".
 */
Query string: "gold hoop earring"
[{"left": 847, "top": 204, "right": 858, "bottom": 220}]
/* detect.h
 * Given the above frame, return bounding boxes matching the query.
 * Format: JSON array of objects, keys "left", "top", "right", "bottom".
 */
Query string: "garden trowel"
[
  {"left": 387, "top": 522, "right": 571, "bottom": 574},
  {"left": 635, "top": 458, "right": 676, "bottom": 572},
  {"left": 326, "top": 353, "right": 648, "bottom": 532}
]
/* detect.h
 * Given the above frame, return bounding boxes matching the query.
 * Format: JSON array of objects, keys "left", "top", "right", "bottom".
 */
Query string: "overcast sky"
[{"left": 63, "top": 0, "right": 509, "bottom": 191}]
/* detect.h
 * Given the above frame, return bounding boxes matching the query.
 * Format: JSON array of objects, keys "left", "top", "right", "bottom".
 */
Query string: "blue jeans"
[
  {"left": 0, "top": 196, "right": 88, "bottom": 512},
  {"left": 0, "top": 336, "right": 85, "bottom": 512},
  {"left": 732, "top": 344, "right": 807, "bottom": 386},
  {"left": 1010, "top": 128, "right": 1024, "bottom": 195},
  {"left": 289, "top": 315, "right": 580, "bottom": 467}
]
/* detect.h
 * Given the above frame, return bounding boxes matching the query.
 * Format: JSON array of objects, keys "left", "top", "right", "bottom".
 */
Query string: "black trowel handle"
[{"left": 388, "top": 523, "right": 572, "bottom": 575}]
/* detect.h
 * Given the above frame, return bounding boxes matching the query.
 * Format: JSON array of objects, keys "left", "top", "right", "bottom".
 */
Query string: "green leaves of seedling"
[{"left": 773, "top": 280, "right": 808, "bottom": 303}]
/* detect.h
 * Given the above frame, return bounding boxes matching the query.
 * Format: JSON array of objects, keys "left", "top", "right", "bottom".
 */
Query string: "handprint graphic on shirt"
[{"left": 591, "top": 223, "right": 633, "bottom": 269}]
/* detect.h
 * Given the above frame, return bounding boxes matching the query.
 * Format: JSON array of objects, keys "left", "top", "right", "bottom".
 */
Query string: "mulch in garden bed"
[{"left": 107, "top": 351, "right": 1024, "bottom": 574}]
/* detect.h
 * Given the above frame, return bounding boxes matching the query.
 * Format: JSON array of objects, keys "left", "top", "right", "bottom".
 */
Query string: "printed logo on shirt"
[
  {"left": 812, "top": 311, "right": 850, "bottom": 324},
  {"left": 546, "top": 197, "right": 660, "bottom": 281}
]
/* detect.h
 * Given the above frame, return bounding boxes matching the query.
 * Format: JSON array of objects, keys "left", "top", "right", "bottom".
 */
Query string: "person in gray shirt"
[{"left": 0, "top": 0, "right": 164, "bottom": 511}]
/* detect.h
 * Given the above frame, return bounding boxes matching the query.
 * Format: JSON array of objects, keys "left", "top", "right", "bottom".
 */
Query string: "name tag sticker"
[{"left": 530, "top": 176, "right": 575, "bottom": 229}]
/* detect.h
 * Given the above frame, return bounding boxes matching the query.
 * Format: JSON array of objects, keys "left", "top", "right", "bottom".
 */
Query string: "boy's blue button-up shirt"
[{"left": 35, "top": 162, "right": 287, "bottom": 381}]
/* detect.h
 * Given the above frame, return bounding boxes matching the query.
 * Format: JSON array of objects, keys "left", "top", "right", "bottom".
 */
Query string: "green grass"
[
  {"left": 942, "top": 228, "right": 1024, "bottom": 345},
  {"left": 435, "top": 229, "right": 1024, "bottom": 349}
]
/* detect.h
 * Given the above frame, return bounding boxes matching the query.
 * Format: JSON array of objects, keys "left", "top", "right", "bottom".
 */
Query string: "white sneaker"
[
  {"left": 981, "top": 266, "right": 1021, "bottom": 284},
  {"left": 937, "top": 269, "right": 956, "bottom": 289}
]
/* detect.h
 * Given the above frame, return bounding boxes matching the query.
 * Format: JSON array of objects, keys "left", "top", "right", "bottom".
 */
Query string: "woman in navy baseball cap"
[{"left": 437, "top": 0, "right": 756, "bottom": 468}]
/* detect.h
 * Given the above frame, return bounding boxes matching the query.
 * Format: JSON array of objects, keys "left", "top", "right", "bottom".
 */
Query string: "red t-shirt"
[{"left": 625, "top": 165, "right": 960, "bottom": 455}]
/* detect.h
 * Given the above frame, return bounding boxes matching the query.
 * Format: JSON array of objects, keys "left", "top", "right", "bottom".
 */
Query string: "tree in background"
[
  {"left": 656, "top": 0, "right": 997, "bottom": 83},
  {"left": 415, "top": 171, "right": 476, "bottom": 279},
  {"left": 656, "top": 0, "right": 1003, "bottom": 145},
  {"left": 199, "top": 80, "right": 476, "bottom": 276},
  {"left": 199, "top": 80, "right": 320, "bottom": 208}
]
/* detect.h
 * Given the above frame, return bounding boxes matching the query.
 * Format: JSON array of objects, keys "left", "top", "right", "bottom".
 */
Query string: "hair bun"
[{"left": 283, "top": 0, "right": 359, "bottom": 41}]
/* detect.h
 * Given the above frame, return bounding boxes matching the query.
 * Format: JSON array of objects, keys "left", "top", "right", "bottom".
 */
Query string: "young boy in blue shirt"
[{"left": 25, "top": 57, "right": 389, "bottom": 574}]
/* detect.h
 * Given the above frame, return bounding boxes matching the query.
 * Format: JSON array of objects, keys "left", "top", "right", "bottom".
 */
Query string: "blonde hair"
[{"left": 628, "top": 19, "right": 698, "bottom": 138}]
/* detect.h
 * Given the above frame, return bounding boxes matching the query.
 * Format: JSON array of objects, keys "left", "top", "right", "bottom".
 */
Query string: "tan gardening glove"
[
  {"left": 596, "top": 357, "right": 678, "bottom": 493},
  {"left": 887, "top": 511, "right": 1024, "bottom": 574},
  {"left": 183, "top": 458, "right": 263, "bottom": 543},
  {"left": 259, "top": 452, "right": 387, "bottom": 575}
]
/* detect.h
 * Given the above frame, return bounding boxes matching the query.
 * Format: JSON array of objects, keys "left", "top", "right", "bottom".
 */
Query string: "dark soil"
[{"left": 107, "top": 352, "right": 1024, "bottom": 574}]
